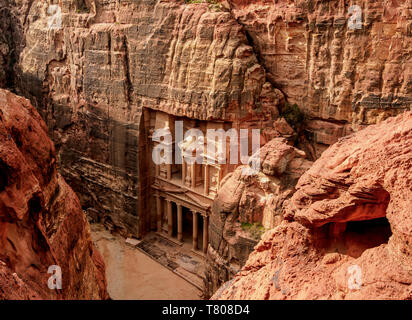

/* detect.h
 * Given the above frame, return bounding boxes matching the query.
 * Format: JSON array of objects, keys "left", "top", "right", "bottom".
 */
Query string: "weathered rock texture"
[
  {"left": 0, "top": 89, "right": 108, "bottom": 299},
  {"left": 3, "top": 0, "right": 285, "bottom": 237},
  {"left": 2, "top": 0, "right": 411, "bottom": 238},
  {"left": 228, "top": 0, "right": 412, "bottom": 157},
  {"left": 205, "top": 137, "right": 312, "bottom": 298},
  {"left": 1, "top": 0, "right": 411, "bottom": 297},
  {"left": 213, "top": 111, "right": 412, "bottom": 300}
]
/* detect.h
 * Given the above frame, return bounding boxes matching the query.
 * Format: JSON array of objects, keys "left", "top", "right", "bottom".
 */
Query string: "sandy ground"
[{"left": 91, "top": 224, "right": 202, "bottom": 300}]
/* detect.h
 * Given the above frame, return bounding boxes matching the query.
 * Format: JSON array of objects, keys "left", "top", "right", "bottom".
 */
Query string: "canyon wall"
[
  {"left": 3, "top": 0, "right": 409, "bottom": 238},
  {"left": 1, "top": 0, "right": 410, "bottom": 298},
  {"left": 4, "top": 0, "right": 411, "bottom": 234},
  {"left": 0, "top": 89, "right": 108, "bottom": 299},
  {"left": 213, "top": 111, "right": 412, "bottom": 300},
  {"left": 205, "top": 0, "right": 411, "bottom": 297},
  {"left": 5, "top": 0, "right": 284, "bottom": 237},
  {"left": 228, "top": 0, "right": 412, "bottom": 157}
]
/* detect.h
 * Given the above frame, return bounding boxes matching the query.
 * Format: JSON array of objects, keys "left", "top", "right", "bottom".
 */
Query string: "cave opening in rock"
[
  {"left": 327, "top": 217, "right": 392, "bottom": 258},
  {"left": 345, "top": 217, "right": 392, "bottom": 238}
]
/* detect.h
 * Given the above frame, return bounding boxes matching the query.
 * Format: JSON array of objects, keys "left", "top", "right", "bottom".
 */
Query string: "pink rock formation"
[
  {"left": 228, "top": 0, "right": 411, "bottom": 156},
  {"left": 205, "top": 137, "right": 312, "bottom": 297},
  {"left": 0, "top": 89, "right": 108, "bottom": 299},
  {"left": 2, "top": 0, "right": 410, "bottom": 237},
  {"left": 213, "top": 111, "right": 412, "bottom": 300},
  {"left": 1, "top": 0, "right": 410, "bottom": 299}
]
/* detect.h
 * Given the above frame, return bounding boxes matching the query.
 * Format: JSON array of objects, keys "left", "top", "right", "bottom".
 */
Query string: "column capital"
[{"left": 199, "top": 211, "right": 208, "bottom": 218}]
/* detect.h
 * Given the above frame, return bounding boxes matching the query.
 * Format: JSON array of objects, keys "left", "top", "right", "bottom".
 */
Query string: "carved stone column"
[
  {"left": 192, "top": 210, "right": 198, "bottom": 250},
  {"left": 182, "top": 158, "right": 186, "bottom": 185},
  {"left": 167, "top": 200, "right": 173, "bottom": 237},
  {"left": 155, "top": 194, "right": 162, "bottom": 233},
  {"left": 202, "top": 214, "right": 209, "bottom": 254},
  {"left": 191, "top": 163, "right": 196, "bottom": 188},
  {"left": 177, "top": 204, "right": 183, "bottom": 242},
  {"left": 204, "top": 164, "right": 209, "bottom": 195}
]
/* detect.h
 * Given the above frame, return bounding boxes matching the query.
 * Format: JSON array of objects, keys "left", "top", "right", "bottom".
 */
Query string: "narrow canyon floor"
[{"left": 91, "top": 224, "right": 202, "bottom": 300}]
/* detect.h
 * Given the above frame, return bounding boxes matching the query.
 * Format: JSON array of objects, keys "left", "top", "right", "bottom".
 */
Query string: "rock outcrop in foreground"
[
  {"left": 205, "top": 138, "right": 313, "bottom": 297},
  {"left": 0, "top": 89, "right": 108, "bottom": 299},
  {"left": 213, "top": 111, "right": 412, "bottom": 300}
]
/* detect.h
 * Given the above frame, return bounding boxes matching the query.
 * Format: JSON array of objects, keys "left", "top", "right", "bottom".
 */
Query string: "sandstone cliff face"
[
  {"left": 3, "top": 0, "right": 411, "bottom": 238},
  {"left": 5, "top": 0, "right": 284, "bottom": 237},
  {"left": 0, "top": 1, "right": 15, "bottom": 88},
  {"left": 205, "top": 137, "right": 313, "bottom": 298},
  {"left": 1, "top": 0, "right": 411, "bottom": 299},
  {"left": 228, "top": 0, "right": 412, "bottom": 157},
  {"left": 0, "top": 89, "right": 108, "bottom": 299},
  {"left": 213, "top": 111, "right": 412, "bottom": 300}
]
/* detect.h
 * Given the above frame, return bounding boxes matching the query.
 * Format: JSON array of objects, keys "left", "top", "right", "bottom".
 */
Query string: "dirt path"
[{"left": 91, "top": 225, "right": 202, "bottom": 300}]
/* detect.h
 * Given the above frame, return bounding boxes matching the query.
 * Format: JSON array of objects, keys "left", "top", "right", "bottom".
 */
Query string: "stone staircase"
[{"left": 128, "top": 233, "right": 205, "bottom": 290}]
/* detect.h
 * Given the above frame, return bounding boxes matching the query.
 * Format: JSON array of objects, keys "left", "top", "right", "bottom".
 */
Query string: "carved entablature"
[
  {"left": 150, "top": 109, "right": 237, "bottom": 203},
  {"left": 152, "top": 181, "right": 211, "bottom": 217}
]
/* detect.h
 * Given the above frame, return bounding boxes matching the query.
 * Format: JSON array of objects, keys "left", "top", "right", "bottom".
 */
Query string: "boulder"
[{"left": 213, "top": 111, "right": 412, "bottom": 300}]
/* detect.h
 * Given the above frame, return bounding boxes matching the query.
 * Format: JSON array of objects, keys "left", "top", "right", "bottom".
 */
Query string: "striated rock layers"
[
  {"left": 205, "top": 137, "right": 313, "bottom": 298},
  {"left": 4, "top": 0, "right": 285, "bottom": 237},
  {"left": 213, "top": 111, "right": 412, "bottom": 300},
  {"left": 0, "top": 89, "right": 108, "bottom": 299},
  {"left": 2, "top": 0, "right": 410, "bottom": 238},
  {"left": 228, "top": 0, "right": 412, "bottom": 157}
]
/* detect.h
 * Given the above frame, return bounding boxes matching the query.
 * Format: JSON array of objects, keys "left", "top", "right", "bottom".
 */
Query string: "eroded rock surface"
[
  {"left": 2, "top": 0, "right": 410, "bottom": 237},
  {"left": 1, "top": 0, "right": 411, "bottom": 298},
  {"left": 205, "top": 137, "right": 312, "bottom": 298},
  {"left": 213, "top": 111, "right": 412, "bottom": 300},
  {"left": 0, "top": 89, "right": 108, "bottom": 299},
  {"left": 228, "top": 0, "right": 412, "bottom": 157},
  {"left": 3, "top": 0, "right": 286, "bottom": 236}
]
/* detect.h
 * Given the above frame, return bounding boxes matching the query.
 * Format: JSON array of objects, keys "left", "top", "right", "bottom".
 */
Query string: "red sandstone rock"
[
  {"left": 213, "top": 111, "right": 412, "bottom": 300},
  {"left": 0, "top": 89, "right": 109, "bottom": 299},
  {"left": 1, "top": 0, "right": 411, "bottom": 299},
  {"left": 4, "top": 0, "right": 410, "bottom": 238},
  {"left": 227, "top": 0, "right": 411, "bottom": 156},
  {"left": 259, "top": 138, "right": 296, "bottom": 176},
  {"left": 205, "top": 137, "right": 312, "bottom": 297},
  {"left": 4, "top": 0, "right": 287, "bottom": 237}
]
